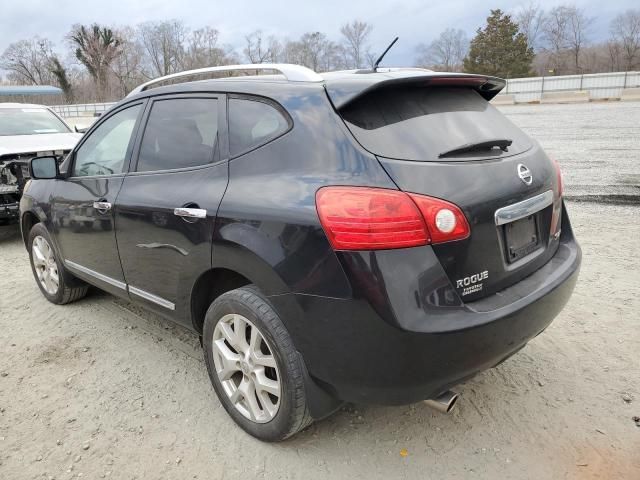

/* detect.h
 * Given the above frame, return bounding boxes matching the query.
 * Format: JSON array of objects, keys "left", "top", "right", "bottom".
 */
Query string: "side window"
[
  {"left": 137, "top": 98, "right": 219, "bottom": 172},
  {"left": 229, "top": 97, "right": 290, "bottom": 156},
  {"left": 73, "top": 104, "right": 141, "bottom": 177}
]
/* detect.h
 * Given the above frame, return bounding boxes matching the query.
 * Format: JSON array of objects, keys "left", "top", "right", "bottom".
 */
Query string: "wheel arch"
[
  {"left": 191, "top": 243, "right": 292, "bottom": 333},
  {"left": 21, "top": 210, "right": 41, "bottom": 248}
]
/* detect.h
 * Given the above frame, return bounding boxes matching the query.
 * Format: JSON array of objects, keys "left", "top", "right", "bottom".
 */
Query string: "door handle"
[
  {"left": 93, "top": 201, "right": 112, "bottom": 213},
  {"left": 173, "top": 207, "right": 207, "bottom": 219}
]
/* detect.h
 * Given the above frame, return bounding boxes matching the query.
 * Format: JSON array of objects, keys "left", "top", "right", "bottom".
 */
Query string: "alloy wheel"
[
  {"left": 212, "top": 313, "right": 281, "bottom": 423},
  {"left": 32, "top": 235, "right": 59, "bottom": 295}
]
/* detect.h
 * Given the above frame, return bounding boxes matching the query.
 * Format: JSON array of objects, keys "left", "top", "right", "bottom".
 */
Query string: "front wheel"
[
  {"left": 202, "top": 286, "right": 312, "bottom": 441},
  {"left": 28, "top": 223, "right": 88, "bottom": 304}
]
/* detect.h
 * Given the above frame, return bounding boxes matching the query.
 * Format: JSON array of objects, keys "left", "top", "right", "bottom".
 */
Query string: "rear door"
[
  {"left": 337, "top": 84, "right": 562, "bottom": 301},
  {"left": 114, "top": 94, "right": 228, "bottom": 323}
]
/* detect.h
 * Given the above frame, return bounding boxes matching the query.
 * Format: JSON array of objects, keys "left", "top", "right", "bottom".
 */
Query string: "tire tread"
[
  {"left": 203, "top": 285, "right": 313, "bottom": 441},
  {"left": 28, "top": 223, "right": 88, "bottom": 305}
]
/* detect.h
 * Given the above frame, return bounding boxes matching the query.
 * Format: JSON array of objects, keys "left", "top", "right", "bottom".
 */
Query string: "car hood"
[{"left": 0, "top": 132, "right": 82, "bottom": 156}]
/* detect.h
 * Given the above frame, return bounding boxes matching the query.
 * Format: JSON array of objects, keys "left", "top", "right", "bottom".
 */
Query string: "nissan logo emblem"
[{"left": 517, "top": 164, "right": 533, "bottom": 185}]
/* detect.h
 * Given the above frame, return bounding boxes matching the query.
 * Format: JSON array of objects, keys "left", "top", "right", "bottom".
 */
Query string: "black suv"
[{"left": 20, "top": 64, "right": 581, "bottom": 441}]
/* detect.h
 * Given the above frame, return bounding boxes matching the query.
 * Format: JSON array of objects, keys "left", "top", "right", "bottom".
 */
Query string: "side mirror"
[
  {"left": 74, "top": 125, "right": 88, "bottom": 134},
  {"left": 30, "top": 156, "right": 60, "bottom": 180}
]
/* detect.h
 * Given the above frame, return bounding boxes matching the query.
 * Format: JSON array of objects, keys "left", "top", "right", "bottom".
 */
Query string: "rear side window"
[
  {"left": 137, "top": 98, "right": 218, "bottom": 172},
  {"left": 229, "top": 97, "right": 290, "bottom": 157},
  {"left": 340, "top": 87, "right": 531, "bottom": 162}
]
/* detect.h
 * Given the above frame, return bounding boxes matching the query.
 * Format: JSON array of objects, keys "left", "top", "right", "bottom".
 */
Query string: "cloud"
[{"left": 0, "top": 0, "right": 635, "bottom": 67}]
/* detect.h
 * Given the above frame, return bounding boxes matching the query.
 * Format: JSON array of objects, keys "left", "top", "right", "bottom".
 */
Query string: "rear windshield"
[
  {"left": 339, "top": 87, "right": 531, "bottom": 161},
  {"left": 0, "top": 108, "right": 70, "bottom": 136}
]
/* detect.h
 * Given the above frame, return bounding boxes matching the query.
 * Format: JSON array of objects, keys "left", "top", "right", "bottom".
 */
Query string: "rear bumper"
[{"left": 270, "top": 209, "right": 581, "bottom": 406}]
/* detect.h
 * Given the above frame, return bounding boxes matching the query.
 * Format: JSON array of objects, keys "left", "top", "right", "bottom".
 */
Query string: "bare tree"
[
  {"left": 364, "top": 51, "right": 378, "bottom": 70},
  {"left": 542, "top": 5, "right": 592, "bottom": 74},
  {"left": 299, "top": 33, "right": 322, "bottom": 71},
  {"left": 0, "top": 38, "right": 57, "bottom": 85},
  {"left": 340, "top": 20, "right": 373, "bottom": 69},
  {"left": 111, "top": 27, "right": 145, "bottom": 96},
  {"left": 610, "top": 9, "right": 640, "bottom": 70},
  {"left": 264, "top": 36, "right": 283, "bottom": 63},
  {"left": 565, "top": 6, "right": 593, "bottom": 72},
  {"left": 185, "top": 27, "right": 237, "bottom": 69},
  {"left": 138, "top": 20, "right": 187, "bottom": 77},
  {"left": 70, "top": 24, "right": 122, "bottom": 101},
  {"left": 606, "top": 40, "right": 623, "bottom": 71},
  {"left": 415, "top": 28, "right": 468, "bottom": 71},
  {"left": 244, "top": 30, "right": 272, "bottom": 64},
  {"left": 515, "top": 2, "right": 545, "bottom": 51},
  {"left": 542, "top": 6, "right": 570, "bottom": 73}
]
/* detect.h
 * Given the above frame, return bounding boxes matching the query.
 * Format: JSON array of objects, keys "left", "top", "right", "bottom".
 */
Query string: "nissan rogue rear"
[{"left": 20, "top": 64, "right": 581, "bottom": 441}]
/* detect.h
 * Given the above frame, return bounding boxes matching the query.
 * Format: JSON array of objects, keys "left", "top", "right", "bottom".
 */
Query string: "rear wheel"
[
  {"left": 203, "top": 286, "right": 312, "bottom": 441},
  {"left": 28, "top": 223, "right": 88, "bottom": 304}
]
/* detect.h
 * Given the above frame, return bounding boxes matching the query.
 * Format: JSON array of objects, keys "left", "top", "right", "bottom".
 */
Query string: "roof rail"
[{"left": 127, "top": 64, "right": 323, "bottom": 97}]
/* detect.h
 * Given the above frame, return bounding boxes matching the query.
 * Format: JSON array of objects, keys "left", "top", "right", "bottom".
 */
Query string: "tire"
[
  {"left": 203, "top": 285, "right": 312, "bottom": 441},
  {"left": 28, "top": 223, "right": 89, "bottom": 305}
]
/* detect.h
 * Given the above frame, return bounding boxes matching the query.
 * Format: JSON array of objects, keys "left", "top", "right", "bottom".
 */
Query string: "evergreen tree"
[
  {"left": 463, "top": 9, "right": 534, "bottom": 78},
  {"left": 49, "top": 57, "right": 73, "bottom": 103}
]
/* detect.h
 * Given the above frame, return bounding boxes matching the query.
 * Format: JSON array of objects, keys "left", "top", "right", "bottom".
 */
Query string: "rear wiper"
[{"left": 438, "top": 139, "right": 512, "bottom": 158}]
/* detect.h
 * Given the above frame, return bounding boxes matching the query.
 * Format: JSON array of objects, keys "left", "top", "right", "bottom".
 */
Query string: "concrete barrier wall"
[
  {"left": 491, "top": 94, "right": 515, "bottom": 105},
  {"left": 541, "top": 91, "right": 590, "bottom": 104},
  {"left": 497, "top": 71, "right": 640, "bottom": 103},
  {"left": 620, "top": 87, "right": 640, "bottom": 102}
]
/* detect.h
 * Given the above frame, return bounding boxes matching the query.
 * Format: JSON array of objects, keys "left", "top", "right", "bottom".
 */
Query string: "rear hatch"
[{"left": 326, "top": 73, "right": 562, "bottom": 301}]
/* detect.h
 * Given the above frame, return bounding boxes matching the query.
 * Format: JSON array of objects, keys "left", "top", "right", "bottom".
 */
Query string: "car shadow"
[
  {"left": 78, "top": 287, "right": 540, "bottom": 450},
  {"left": 0, "top": 224, "right": 20, "bottom": 242}
]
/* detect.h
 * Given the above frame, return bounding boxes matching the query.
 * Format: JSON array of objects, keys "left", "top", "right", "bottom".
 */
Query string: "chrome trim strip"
[
  {"left": 494, "top": 190, "right": 554, "bottom": 226},
  {"left": 128, "top": 286, "right": 175, "bottom": 311},
  {"left": 65, "top": 260, "right": 127, "bottom": 290}
]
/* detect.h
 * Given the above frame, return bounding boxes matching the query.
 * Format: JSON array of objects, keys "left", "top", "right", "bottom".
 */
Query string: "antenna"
[{"left": 373, "top": 37, "right": 399, "bottom": 71}]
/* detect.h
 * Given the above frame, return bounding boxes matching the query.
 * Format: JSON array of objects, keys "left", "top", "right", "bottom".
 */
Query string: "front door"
[
  {"left": 52, "top": 102, "right": 144, "bottom": 295},
  {"left": 114, "top": 95, "right": 228, "bottom": 323}
]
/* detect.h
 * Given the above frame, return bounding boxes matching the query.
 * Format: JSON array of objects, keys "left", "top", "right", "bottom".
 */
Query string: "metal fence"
[
  {"left": 499, "top": 71, "right": 640, "bottom": 103},
  {"left": 50, "top": 102, "right": 115, "bottom": 118},
  {"left": 48, "top": 71, "right": 640, "bottom": 116}
]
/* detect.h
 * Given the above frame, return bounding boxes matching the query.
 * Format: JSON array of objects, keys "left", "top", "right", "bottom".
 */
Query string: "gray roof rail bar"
[{"left": 127, "top": 63, "right": 323, "bottom": 97}]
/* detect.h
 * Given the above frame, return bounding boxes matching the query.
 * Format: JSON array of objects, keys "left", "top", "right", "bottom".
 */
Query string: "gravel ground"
[
  {"left": 500, "top": 101, "right": 640, "bottom": 203},
  {"left": 1, "top": 103, "right": 639, "bottom": 479}
]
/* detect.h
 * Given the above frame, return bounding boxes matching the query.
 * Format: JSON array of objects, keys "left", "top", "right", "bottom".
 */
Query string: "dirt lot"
[
  {"left": 501, "top": 101, "right": 640, "bottom": 202},
  {"left": 1, "top": 102, "right": 640, "bottom": 480}
]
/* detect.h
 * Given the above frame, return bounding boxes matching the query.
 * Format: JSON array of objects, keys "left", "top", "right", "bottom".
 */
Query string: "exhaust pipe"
[{"left": 423, "top": 390, "right": 459, "bottom": 414}]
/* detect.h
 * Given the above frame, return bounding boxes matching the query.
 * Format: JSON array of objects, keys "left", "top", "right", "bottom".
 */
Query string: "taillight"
[
  {"left": 315, "top": 186, "right": 470, "bottom": 251},
  {"left": 408, "top": 194, "right": 470, "bottom": 244},
  {"left": 552, "top": 158, "right": 563, "bottom": 197},
  {"left": 550, "top": 158, "right": 564, "bottom": 236}
]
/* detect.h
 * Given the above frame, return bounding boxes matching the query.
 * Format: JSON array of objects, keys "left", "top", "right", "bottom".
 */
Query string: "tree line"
[
  {"left": 417, "top": 6, "right": 640, "bottom": 78},
  {"left": 1, "top": 7, "right": 639, "bottom": 103},
  {"left": 0, "top": 20, "right": 376, "bottom": 103}
]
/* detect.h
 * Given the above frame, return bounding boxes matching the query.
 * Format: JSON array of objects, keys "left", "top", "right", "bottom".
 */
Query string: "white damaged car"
[{"left": 1, "top": 103, "right": 82, "bottom": 235}]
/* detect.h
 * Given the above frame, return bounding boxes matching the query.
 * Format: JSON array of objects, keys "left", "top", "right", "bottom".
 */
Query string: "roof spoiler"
[{"left": 324, "top": 73, "right": 506, "bottom": 110}]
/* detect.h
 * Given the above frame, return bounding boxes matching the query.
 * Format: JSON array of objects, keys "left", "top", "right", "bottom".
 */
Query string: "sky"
[{"left": 0, "top": 0, "right": 636, "bottom": 66}]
